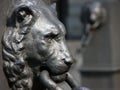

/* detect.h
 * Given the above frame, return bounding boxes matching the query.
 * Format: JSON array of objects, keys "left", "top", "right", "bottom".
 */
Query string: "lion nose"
[{"left": 62, "top": 57, "right": 73, "bottom": 66}]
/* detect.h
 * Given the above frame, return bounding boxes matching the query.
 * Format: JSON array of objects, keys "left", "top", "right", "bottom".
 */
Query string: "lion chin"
[{"left": 50, "top": 73, "right": 67, "bottom": 83}]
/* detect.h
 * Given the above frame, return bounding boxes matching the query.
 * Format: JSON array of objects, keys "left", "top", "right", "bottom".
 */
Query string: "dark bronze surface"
[{"left": 1, "top": 0, "right": 89, "bottom": 90}]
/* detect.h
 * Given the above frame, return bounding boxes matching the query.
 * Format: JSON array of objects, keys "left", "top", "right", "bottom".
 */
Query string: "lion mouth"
[
  {"left": 40, "top": 49, "right": 72, "bottom": 76},
  {"left": 46, "top": 60, "right": 71, "bottom": 76}
]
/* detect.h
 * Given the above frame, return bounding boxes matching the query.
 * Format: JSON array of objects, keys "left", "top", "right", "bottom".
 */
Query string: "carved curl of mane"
[
  {"left": 2, "top": 11, "right": 33, "bottom": 89},
  {"left": 1, "top": 0, "right": 48, "bottom": 89}
]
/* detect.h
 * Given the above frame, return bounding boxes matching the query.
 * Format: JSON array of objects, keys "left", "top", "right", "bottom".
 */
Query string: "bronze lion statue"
[{"left": 2, "top": 0, "right": 89, "bottom": 90}]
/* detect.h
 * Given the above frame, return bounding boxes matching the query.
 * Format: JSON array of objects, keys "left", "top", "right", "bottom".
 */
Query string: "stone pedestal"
[{"left": 80, "top": 0, "right": 120, "bottom": 90}]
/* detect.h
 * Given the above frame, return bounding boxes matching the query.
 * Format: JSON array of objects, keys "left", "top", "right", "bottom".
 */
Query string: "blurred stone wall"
[
  {"left": 64, "top": 0, "right": 120, "bottom": 90},
  {"left": 66, "top": 0, "right": 82, "bottom": 39},
  {"left": 0, "top": 0, "right": 12, "bottom": 90}
]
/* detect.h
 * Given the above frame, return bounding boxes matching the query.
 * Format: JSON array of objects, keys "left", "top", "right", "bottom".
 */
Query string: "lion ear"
[
  {"left": 50, "top": 3, "right": 57, "bottom": 10},
  {"left": 15, "top": 6, "right": 33, "bottom": 25},
  {"left": 50, "top": 0, "right": 58, "bottom": 3},
  {"left": 50, "top": 0, "right": 58, "bottom": 6}
]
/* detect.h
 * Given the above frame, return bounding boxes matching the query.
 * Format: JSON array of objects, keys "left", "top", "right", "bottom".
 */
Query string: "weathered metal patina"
[{"left": 2, "top": 0, "right": 89, "bottom": 90}]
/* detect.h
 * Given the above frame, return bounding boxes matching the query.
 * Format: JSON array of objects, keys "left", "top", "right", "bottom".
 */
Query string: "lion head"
[{"left": 2, "top": 0, "right": 73, "bottom": 90}]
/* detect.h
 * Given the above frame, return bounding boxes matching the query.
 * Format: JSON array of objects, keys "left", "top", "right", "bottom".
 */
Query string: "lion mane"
[
  {"left": 2, "top": 11, "right": 33, "bottom": 90},
  {"left": 2, "top": 0, "right": 56, "bottom": 90}
]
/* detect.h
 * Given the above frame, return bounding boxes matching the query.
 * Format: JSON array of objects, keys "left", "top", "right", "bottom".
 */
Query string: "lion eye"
[
  {"left": 16, "top": 7, "right": 33, "bottom": 25},
  {"left": 45, "top": 33, "right": 61, "bottom": 43}
]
